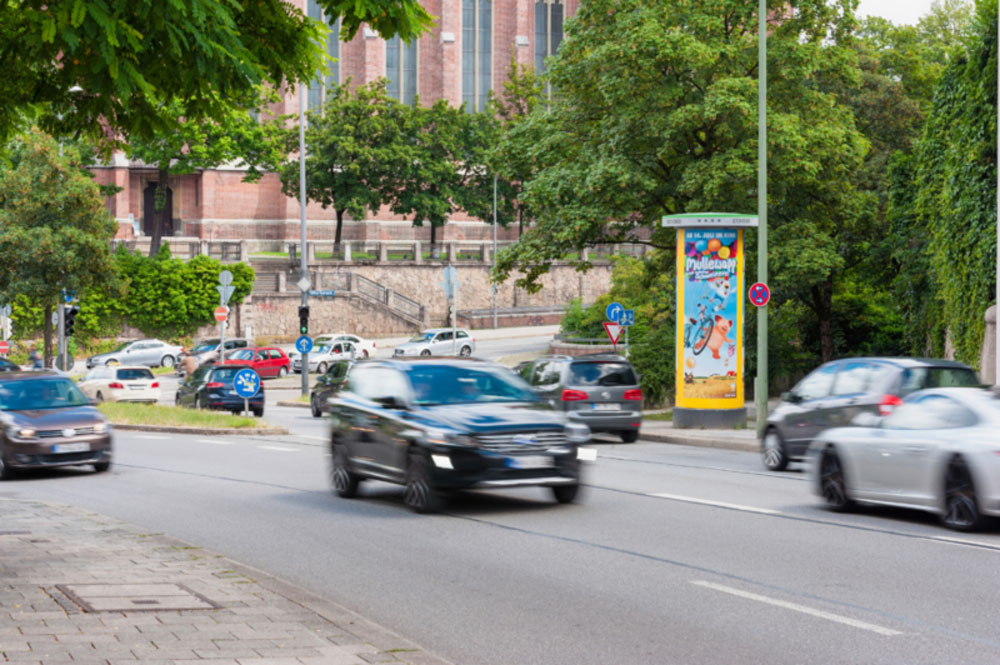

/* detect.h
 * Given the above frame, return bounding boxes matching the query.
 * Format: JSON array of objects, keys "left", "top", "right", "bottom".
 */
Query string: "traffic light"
[
  {"left": 298, "top": 305, "right": 310, "bottom": 335},
  {"left": 64, "top": 306, "right": 79, "bottom": 338}
]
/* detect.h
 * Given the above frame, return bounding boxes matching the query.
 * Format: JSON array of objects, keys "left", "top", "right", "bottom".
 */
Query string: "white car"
[
  {"left": 393, "top": 328, "right": 476, "bottom": 357},
  {"left": 289, "top": 342, "right": 357, "bottom": 374},
  {"left": 314, "top": 333, "right": 376, "bottom": 359},
  {"left": 79, "top": 365, "right": 161, "bottom": 403},
  {"left": 809, "top": 387, "right": 1000, "bottom": 531}
]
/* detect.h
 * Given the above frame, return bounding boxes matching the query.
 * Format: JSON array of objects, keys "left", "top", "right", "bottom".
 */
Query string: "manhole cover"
[{"left": 56, "top": 583, "right": 219, "bottom": 612}]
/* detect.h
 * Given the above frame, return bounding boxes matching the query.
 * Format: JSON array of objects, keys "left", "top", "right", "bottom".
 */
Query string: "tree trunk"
[
  {"left": 431, "top": 223, "right": 438, "bottom": 248},
  {"left": 149, "top": 168, "right": 169, "bottom": 257},
  {"left": 42, "top": 304, "right": 52, "bottom": 367},
  {"left": 335, "top": 209, "right": 344, "bottom": 250},
  {"left": 813, "top": 278, "right": 835, "bottom": 363},
  {"left": 518, "top": 208, "right": 524, "bottom": 237}
]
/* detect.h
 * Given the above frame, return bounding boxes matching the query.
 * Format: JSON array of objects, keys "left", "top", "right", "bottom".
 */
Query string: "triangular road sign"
[{"left": 603, "top": 321, "right": 623, "bottom": 345}]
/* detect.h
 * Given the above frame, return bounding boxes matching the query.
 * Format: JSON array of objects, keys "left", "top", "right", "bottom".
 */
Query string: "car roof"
[
  {"left": 0, "top": 370, "right": 69, "bottom": 382},
  {"left": 529, "top": 353, "right": 632, "bottom": 363},
  {"left": 369, "top": 357, "right": 489, "bottom": 368},
  {"left": 826, "top": 357, "right": 975, "bottom": 370},
  {"left": 99, "top": 365, "right": 153, "bottom": 371},
  {"left": 420, "top": 328, "right": 468, "bottom": 333}
]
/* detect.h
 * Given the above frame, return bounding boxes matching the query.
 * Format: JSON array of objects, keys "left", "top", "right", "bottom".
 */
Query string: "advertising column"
[{"left": 662, "top": 213, "right": 757, "bottom": 428}]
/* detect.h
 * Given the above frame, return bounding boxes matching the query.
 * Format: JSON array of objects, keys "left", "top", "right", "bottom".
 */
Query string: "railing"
[
  {"left": 391, "top": 291, "right": 423, "bottom": 321},
  {"left": 253, "top": 273, "right": 281, "bottom": 292},
  {"left": 354, "top": 274, "right": 386, "bottom": 303}
]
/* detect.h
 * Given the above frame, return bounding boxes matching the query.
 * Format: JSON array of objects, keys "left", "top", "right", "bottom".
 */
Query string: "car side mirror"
[
  {"left": 781, "top": 391, "right": 800, "bottom": 404},
  {"left": 374, "top": 395, "right": 408, "bottom": 410},
  {"left": 851, "top": 412, "right": 882, "bottom": 428}
]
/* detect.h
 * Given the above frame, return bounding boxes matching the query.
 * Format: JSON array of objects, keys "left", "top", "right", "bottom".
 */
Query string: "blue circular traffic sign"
[
  {"left": 233, "top": 368, "right": 261, "bottom": 398},
  {"left": 749, "top": 282, "right": 771, "bottom": 307},
  {"left": 606, "top": 301, "right": 625, "bottom": 324},
  {"left": 296, "top": 335, "right": 314, "bottom": 354}
]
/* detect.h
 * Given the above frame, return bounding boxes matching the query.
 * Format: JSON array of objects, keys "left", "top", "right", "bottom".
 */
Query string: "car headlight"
[
  {"left": 424, "top": 428, "right": 474, "bottom": 447},
  {"left": 93, "top": 421, "right": 108, "bottom": 434},
  {"left": 5, "top": 425, "right": 36, "bottom": 439},
  {"left": 565, "top": 423, "right": 591, "bottom": 443}
]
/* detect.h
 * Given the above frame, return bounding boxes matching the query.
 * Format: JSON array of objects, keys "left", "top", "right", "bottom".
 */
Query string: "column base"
[{"left": 673, "top": 407, "right": 747, "bottom": 429}]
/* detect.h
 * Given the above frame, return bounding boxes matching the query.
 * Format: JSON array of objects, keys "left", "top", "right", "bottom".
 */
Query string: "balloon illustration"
[
  {"left": 718, "top": 246, "right": 731, "bottom": 259},
  {"left": 685, "top": 356, "right": 696, "bottom": 369},
  {"left": 708, "top": 238, "right": 721, "bottom": 253},
  {"left": 694, "top": 239, "right": 707, "bottom": 253}
]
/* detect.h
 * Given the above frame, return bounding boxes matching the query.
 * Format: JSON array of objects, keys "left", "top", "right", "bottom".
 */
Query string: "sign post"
[
  {"left": 233, "top": 368, "right": 260, "bottom": 417},
  {"left": 621, "top": 309, "right": 635, "bottom": 359},
  {"left": 442, "top": 266, "right": 460, "bottom": 355},
  {"left": 217, "top": 270, "right": 233, "bottom": 364}
]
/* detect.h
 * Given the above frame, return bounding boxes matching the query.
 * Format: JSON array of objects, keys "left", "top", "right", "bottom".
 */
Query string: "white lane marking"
[
  {"left": 198, "top": 438, "right": 234, "bottom": 445},
  {"left": 931, "top": 535, "right": 1000, "bottom": 550},
  {"left": 648, "top": 492, "right": 779, "bottom": 515},
  {"left": 134, "top": 435, "right": 169, "bottom": 440},
  {"left": 691, "top": 581, "right": 902, "bottom": 636},
  {"left": 296, "top": 435, "right": 328, "bottom": 441},
  {"left": 258, "top": 445, "right": 298, "bottom": 452}
]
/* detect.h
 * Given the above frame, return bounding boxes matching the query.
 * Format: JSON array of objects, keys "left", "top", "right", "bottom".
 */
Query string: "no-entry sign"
[
  {"left": 0, "top": 340, "right": 9, "bottom": 355},
  {"left": 748, "top": 282, "right": 771, "bottom": 308},
  {"left": 214, "top": 305, "right": 230, "bottom": 323}
]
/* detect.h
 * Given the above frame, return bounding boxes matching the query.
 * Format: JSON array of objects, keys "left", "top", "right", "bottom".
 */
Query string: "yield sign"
[{"left": 603, "top": 321, "right": 623, "bottom": 345}]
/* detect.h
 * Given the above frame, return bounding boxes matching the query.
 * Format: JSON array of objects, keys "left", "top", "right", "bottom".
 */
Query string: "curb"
[
  {"left": 277, "top": 400, "right": 311, "bottom": 409},
  {"left": 641, "top": 431, "right": 760, "bottom": 453},
  {"left": 111, "top": 423, "right": 289, "bottom": 436}
]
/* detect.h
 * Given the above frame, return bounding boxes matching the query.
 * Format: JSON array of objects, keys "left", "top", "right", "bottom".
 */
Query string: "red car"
[{"left": 223, "top": 347, "right": 291, "bottom": 379}]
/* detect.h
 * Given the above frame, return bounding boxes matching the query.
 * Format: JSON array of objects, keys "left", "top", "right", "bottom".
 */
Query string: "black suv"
[
  {"left": 310, "top": 359, "right": 353, "bottom": 417},
  {"left": 327, "top": 358, "right": 593, "bottom": 512}
]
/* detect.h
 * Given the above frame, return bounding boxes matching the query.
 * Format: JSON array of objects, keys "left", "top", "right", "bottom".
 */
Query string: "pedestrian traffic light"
[
  {"left": 298, "top": 305, "right": 310, "bottom": 335},
  {"left": 64, "top": 306, "right": 79, "bottom": 338}
]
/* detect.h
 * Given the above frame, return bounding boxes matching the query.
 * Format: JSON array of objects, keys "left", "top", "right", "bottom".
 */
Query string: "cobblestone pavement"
[{"left": 0, "top": 499, "right": 452, "bottom": 665}]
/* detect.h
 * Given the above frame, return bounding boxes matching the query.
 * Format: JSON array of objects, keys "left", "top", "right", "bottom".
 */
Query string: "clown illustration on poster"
[{"left": 675, "top": 228, "right": 745, "bottom": 407}]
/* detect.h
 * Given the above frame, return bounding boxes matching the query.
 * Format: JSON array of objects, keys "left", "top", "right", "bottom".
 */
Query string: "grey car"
[
  {"left": 177, "top": 337, "right": 250, "bottom": 375},
  {"left": 517, "top": 354, "right": 643, "bottom": 442},
  {"left": 86, "top": 339, "right": 184, "bottom": 369},
  {"left": 762, "top": 357, "right": 979, "bottom": 471},
  {"left": 393, "top": 328, "right": 476, "bottom": 357}
]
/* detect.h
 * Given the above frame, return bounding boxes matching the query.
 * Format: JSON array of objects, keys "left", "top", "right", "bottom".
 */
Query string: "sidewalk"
[
  {"left": 638, "top": 419, "right": 760, "bottom": 452},
  {"left": 0, "top": 498, "right": 451, "bottom": 665}
]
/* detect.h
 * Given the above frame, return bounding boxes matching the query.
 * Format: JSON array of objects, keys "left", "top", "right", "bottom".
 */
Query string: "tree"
[
  {"left": 279, "top": 80, "right": 412, "bottom": 247},
  {"left": 126, "top": 89, "right": 286, "bottom": 257},
  {"left": 0, "top": 0, "right": 433, "bottom": 152},
  {"left": 0, "top": 129, "right": 118, "bottom": 363}
]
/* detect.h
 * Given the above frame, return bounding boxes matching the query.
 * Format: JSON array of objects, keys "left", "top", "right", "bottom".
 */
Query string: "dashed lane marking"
[
  {"left": 258, "top": 445, "right": 298, "bottom": 452},
  {"left": 647, "top": 492, "right": 780, "bottom": 515}
]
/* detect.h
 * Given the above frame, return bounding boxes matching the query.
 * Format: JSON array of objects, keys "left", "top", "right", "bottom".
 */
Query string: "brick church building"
[{"left": 92, "top": 0, "right": 579, "bottom": 245}]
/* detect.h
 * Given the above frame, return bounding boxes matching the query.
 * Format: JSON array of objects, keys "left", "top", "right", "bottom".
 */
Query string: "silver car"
[
  {"left": 177, "top": 337, "right": 250, "bottom": 375},
  {"left": 86, "top": 339, "right": 184, "bottom": 369},
  {"left": 290, "top": 342, "right": 357, "bottom": 374},
  {"left": 810, "top": 387, "right": 1000, "bottom": 531},
  {"left": 393, "top": 328, "right": 476, "bottom": 357}
]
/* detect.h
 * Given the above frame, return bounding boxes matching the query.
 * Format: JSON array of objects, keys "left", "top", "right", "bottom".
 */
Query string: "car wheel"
[
  {"left": 420, "top": 349, "right": 432, "bottom": 357},
  {"left": 404, "top": 450, "right": 441, "bottom": 513},
  {"left": 95, "top": 391, "right": 105, "bottom": 402},
  {"left": 93, "top": 461, "right": 111, "bottom": 473},
  {"left": 459, "top": 345, "right": 472, "bottom": 357},
  {"left": 311, "top": 394, "right": 322, "bottom": 418},
  {"left": 552, "top": 483, "right": 580, "bottom": 504},
  {"left": 252, "top": 406, "right": 264, "bottom": 418},
  {"left": 330, "top": 443, "right": 360, "bottom": 498},
  {"left": 194, "top": 395, "right": 203, "bottom": 410},
  {"left": 762, "top": 428, "right": 789, "bottom": 471},
  {"left": 819, "top": 448, "right": 854, "bottom": 512},
  {"left": 278, "top": 366, "right": 288, "bottom": 378},
  {"left": 174, "top": 394, "right": 181, "bottom": 407},
  {"left": 160, "top": 355, "right": 176, "bottom": 368},
  {"left": 942, "top": 457, "right": 984, "bottom": 532},
  {"left": 316, "top": 362, "right": 328, "bottom": 375},
  {"left": 0, "top": 455, "right": 15, "bottom": 481},
  {"left": 363, "top": 350, "right": 370, "bottom": 358},
  {"left": 105, "top": 359, "right": 119, "bottom": 366},
  {"left": 620, "top": 430, "right": 639, "bottom": 443}
]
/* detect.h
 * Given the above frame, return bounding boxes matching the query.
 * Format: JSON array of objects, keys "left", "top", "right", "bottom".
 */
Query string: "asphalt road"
[{"left": 6, "top": 424, "right": 1000, "bottom": 665}]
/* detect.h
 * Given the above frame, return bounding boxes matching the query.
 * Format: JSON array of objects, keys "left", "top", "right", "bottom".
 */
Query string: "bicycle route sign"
[
  {"left": 748, "top": 282, "right": 771, "bottom": 308},
  {"left": 296, "top": 335, "right": 314, "bottom": 354},
  {"left": 233, "top": 368, "right": 261, "bottom": 398}
]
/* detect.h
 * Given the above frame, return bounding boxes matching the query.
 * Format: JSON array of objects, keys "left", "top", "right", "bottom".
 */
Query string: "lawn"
[
  {"left": 98, "top": 402, "right": 265, "bottom": 429},
  {"left": 643, "top": 411, "right": 673, "bottom": 421}
]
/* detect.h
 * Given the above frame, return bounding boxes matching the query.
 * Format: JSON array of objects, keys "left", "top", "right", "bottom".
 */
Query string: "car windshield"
[
  {"left": 228, "top": 349, "right": 254, "bottom": 360},
  {"left": 405, "top": 364, "right": 539, "bottom": 406},
  {"left": 0, "top": 357, "right": 17, "bottom": 371},
  {"left": 315, "top": 345, "right": 332, "bottom": 354},
  {"left": 409, "top": 333, "right": 436, "bottom": 343},
  {"left": 0, "top": 378, "right": 90, "bottom": 410},
  {"left": 113, "top": 341, "right": 133, "bottom": 352},
  {"left": 116, "top": 369, "right": 154, "bottom": 381},
  {"left": 211, "top": 368, "right": 242, "bottom": 382},
  {"left": 568, "top": 361, "right": 638, "bottom": 386},
  {"left": 191, "top": 341, "right": 218, "bottom": 353}
]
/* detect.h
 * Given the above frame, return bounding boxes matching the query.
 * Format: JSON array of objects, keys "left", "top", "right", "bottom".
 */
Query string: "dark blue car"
[
  {"left": 175, "top": 364, "right": 265, "bottom": 417},
  {"left": 327, "top": 358, "right": 593, "bottom": 512}
]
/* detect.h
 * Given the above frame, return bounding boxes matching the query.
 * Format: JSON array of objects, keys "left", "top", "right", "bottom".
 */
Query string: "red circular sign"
[
  {"left": 0, "top": 340, "right": 9, "bottom": 355},
  {"left": 214, "top": 306, "right": 230, "bottom": 323},
  {"left": 748, "top": 282, "right": 771, "bottom": 307}
]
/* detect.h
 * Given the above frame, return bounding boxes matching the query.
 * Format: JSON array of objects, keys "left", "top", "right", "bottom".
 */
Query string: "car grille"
[
  {"left": 37, "top": 427, "right": 97, "bottom": 439},
  {"left": 475, "top": 431, "right": 567, "bottom": 453}
]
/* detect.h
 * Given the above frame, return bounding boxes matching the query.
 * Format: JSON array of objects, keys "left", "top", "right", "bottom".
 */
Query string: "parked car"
[
  {"left": 517, "top": 354, "right": 642, "bottom": 443},
  {"left": 175, "top": 364, "right": 265, "bottom": 417},
  {"left": 762, "top": 357, "right": 980, "bottom": 472},
  {"left": 314, "top": 333, "right": 376, "bottom": 358},
  {"left": 223, "top": 347, "right": 291, "bottom": 378},
  {"left": 392, "top": 328, "right": 476, "bottom": 357},
  {"left": 290, "top": 341, "right": 357, "bottom": 374},
  {"left": 327, "top": 357, "right": 593, "bottom": 512},
  {"left": 310, "top": 359, "right": 354, "bottom": 417},
  {"left": 0, "top": 357, "right": 19, "bottom": 372},
  {"left": 86, "top": 339, "right": 184, "bottom": 369},
  {"left": 177, "top": 337, "right": 251, "bottom": 374},
  {"left": 0, "top": 370, "right": 113, "bottom": 478},
  {"left": 79, "top": 366, "right": 160, "bottom": 403},
  {"left": 810, "top": 387, "right": 1000, "bottom": 531}
]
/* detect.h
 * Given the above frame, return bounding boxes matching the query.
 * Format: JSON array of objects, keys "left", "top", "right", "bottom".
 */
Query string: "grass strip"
[{"left": 98, "top": 402, "right": 265, "bottom": 429}]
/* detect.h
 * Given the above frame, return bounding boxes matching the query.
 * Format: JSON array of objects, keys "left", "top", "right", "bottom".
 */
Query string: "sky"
[{"left": 855, "top": 0, "right": 936, "bottom": 25}]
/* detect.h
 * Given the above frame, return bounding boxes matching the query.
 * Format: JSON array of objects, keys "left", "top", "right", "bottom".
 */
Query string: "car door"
[
  {"left": 252, "top": 349, "right": 271, "bottom": 376},
  {"left": 530, "top": 360, "right": 566, "bottom": 409},
  {"left": 782, "top": 362, "right": 839, "bottom": 456},
  {"left": 269, "top": 349, "right": 287, "bottom": 374},
  {"left": 178, "top": 367, "right": 208, "bottom": 406},
  {"left": 824, "top": 361, "right": 881, "bottom": 429},
  {"left": 342, "top": 365, "right": 409, "bottom": 481}
]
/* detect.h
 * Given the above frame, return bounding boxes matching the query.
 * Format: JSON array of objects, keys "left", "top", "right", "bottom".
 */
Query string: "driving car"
[
  {"left": 86, "top": 339, "right": 184, "bottom": 369},
  {"left": 761, "top": 357, "right": 979, "bottom": 471},
  {"left": 314, "top": 333, "right": 376, "bottom": 358},
  {"left": 0, "top": 357, "right": 19, "bottom": 372},
  {"left": 290, "top": 341, "right": 357, "bottom": 374},
  {"left": 175, "top": 364, "right": 265, "bottom": 417},
  {"left": 0, "top": 371, "right": 113, "bottom": 479},
  {"left": 78, "top": 366, "right": 160, "bottom": 403},
  {"left": 223, "top": 347, "right": 291, "bottom": 378},
  {"left": 517, "top": 354, "right": 642, "bottom": 442},
  {"left": 327, "top": 357, "right": 593, "bottom": 512},
  {"left": 810, "top": 387, "right": 1000, "bottom": 531},
  {"left": 176, "top": 337, "right": 251, "bottom": 375},
  {"left": 310, "top": 359, "right": 354, "bottom": 417},
  {"left": 392, "top": 328, "right": 476, "bottom": 357}
]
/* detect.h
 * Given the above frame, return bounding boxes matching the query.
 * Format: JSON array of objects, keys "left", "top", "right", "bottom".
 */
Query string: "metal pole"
[
  {"left": 493, "top": 174, "right": 498, "bottom": 329},
  {"left": 300, "top": 83, "right": 309, "bottom": 396},
  {"left": 755, "top": 0, "right": 768, "bottom": 437},
  {"left": 995, "top": 4, "right": 999, "bottom": 386},
  {"left": 219, "top": 293, "right": 225, "bottom": 367},
  {"left": 57, "top": 301, "right": 65, "bottom": 371}
]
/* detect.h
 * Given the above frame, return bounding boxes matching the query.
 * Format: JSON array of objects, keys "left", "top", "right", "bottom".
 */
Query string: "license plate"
[
  {"left": 129, "top": 385, "right": 144, "bottom": 390},
  {"left": 52, "top": 442, "right": 89, "bottom": 453},
  {"left": 591, "top": 403, "right": 620, "bottom": 411},
  {"left": 506, "top": 455, "right": 553, "bottom": 470}
]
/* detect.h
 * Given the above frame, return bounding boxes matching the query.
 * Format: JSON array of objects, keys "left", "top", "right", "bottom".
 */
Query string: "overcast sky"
[{"left": 855, "top": 0, "right": 935, "bottom": 25}]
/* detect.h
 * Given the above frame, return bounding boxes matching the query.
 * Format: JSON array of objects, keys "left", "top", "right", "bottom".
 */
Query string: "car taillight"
[
  {"left": 206, "top": 382, "right": 224, "bottom": 389},
  {"left": 151, "top": 382, "right": 160, "bottom": 389},
  {"left": 878, "top": 394, "right": 903, "bottom": 416},
  {"left": 623, "top": 388, "right": 643, "bottom": 401},
  {"left": 108, "top": 382, "right": 124, "bottom": 389},
  {"left": 561, "top": 389, "right": 589, "bottom": 401}
]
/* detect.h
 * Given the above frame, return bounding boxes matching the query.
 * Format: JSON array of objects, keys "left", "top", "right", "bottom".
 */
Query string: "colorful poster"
[{"left": 675, "top": 228, "right": 745, "bottom": 409}]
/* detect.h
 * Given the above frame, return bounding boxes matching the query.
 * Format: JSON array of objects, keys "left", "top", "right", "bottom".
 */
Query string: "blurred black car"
[
  {"left": 311, "top": 359, "right": 354, "bottom": 418},
  {"left": 327, "top": 358, "right": 593, "bottom": 512},
  {"left": 0, "top": 357, "right": 19, "bottom": 372},
  {"left": 762, "top": 357, "right": 979, "bottom": 471},
  {"left": 175, "top": 364, "right": 265, "bottom": 417}
]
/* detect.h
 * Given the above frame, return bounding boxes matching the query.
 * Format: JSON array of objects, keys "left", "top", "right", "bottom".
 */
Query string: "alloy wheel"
[
  {"left": 330, "top": 444, "right": 358, "bottom": 497},
  {"left": 819, "top": 451, "right": 851, "bottom": 511},
  {"left": 762, "top": 430, "right": 788, "bottom": 471},
  {"left": 404, "top": 452, "right": 439, "bottom": 513},
  {"left": 943, "top": 460, "right": 981, "bottom": 531}
]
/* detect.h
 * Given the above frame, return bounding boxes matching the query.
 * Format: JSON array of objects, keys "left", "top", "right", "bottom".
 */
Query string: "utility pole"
[
  {"left": 995, "top": 4, "right": 999, "bottom": 386},
  {"left": 755, "top": 0, "right": 769, "bottom": 437},
  {"left": 57, "top": 301, "right": 65, "bottom": 371},
  {"left": 299, "top": 83, "right": 309, "bottom": 397},
  {"left": 493, "top": 174, "right": 498, "bottom": 329}
]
